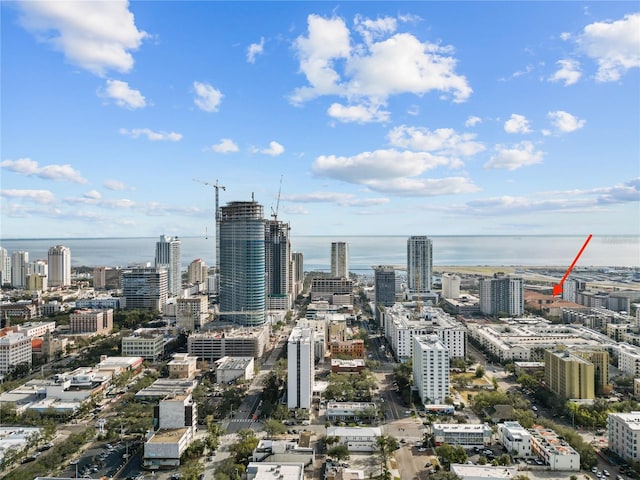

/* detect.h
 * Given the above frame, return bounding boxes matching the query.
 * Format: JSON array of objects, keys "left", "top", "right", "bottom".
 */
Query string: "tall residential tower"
[
  {"left": 287, "top": 326, "right": 315, "bottom": 409},
  {"left": 155, "top": 235, "right": 182, "bottom": 296},
  {"left": 48, "top": 245, "right": 71, "bottom": 288},
  {"left": 265, "top": 219, "right": 292, "bottom": 311},
  {"left": 219, "top": 201, "right": 265, "bottom": 326},
  {"left": 407, "top": 236, "right": 433, "bottom": 292},
  {"left": 331, "top": 242, "right": 349, "bottom": 278}
]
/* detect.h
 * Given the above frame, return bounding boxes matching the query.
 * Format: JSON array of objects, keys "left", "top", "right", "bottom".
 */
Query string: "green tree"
[
  {"left": 327, "top": 445, "right": 350, "bottom": 461},
  {"left": 475, "top": 365, "right": 485, "bottom": 378},
  {"left": 375, "top": 434, "right": 399, "bottom": 478},
  {"left": 435, "top": 443, "right": 467, "bottom": 469},
  {"left": 263, "top": 419, "right": 287, "bottom": 437}
]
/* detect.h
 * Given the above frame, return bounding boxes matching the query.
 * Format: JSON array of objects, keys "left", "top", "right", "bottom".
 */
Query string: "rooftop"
[{"left": 148, "top": 428, "right": 189, "bottom": 443}]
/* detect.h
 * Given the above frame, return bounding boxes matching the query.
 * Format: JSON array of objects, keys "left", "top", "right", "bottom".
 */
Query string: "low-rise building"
[
  {"left": 215, "top": 356, "right": 254, "bottom": 384},
  {"left": 529, "top": 425, "right": 580, "bottom": 471},
  {"left": 69, "top": 308, "right": 113, "bottom": 335},
  {"left": 168, "top": 353, "right": 198, "bottom": 379},
  {"left": 330, "top": 358, "right": 366, "bottom": 373},
  {"left": 245, "top": 462, "right": 305, "bottom": 480},
  {"left": 326, "top": 426, "right": 381, "bottom": 452},
  {"left": 498, "top": 421, "right": 532, "bottom": 458},
  {"left": 450, "top": 464, "right": 518, "bottom": 480},
  {"left": 326, "top": 402, "right": 377, "bottom": 423},
  {"left": 432, "top": 424, "right": 493, "bottom": 447},
  {"left": 187, "top": 324, "right": 269, "bottom": 361},
  {"left": 135, "top": 378, "right": 198, "bottom": 400},
  {"left": 14, "top": 321, "right": 56, "bottom": 338},
  {"left": 329, "top": 339, "right": 365, "bottom": 359},
  {"left": 0, "top": 332, "right": 32, "bottom": 374},
  {"left": 121, "top": 332, "right": 164, "bottom": 361},
  {"left": 608, "top": 412, "right": 640, "bottom": 463},
  {"left": 252, "top": 439, "right": 314, "bottom": 466}
]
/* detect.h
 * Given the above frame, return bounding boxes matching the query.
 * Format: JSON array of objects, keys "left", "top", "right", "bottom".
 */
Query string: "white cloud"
[
  {"left": 254, "top": 141, "right": 285, "bottom": 156},
  {"left": 547, "top": 110, "right": 586, "bottom": 133},
  {"left": 84, "top": 190, "right": 101, "bottom": 200},
  {"left": 291, "top": 14, "right": 471, "bottom": 120},
  {"left": 247, "top": 37, "right": 265, "bottom": 63},
  {"left": 193, "top": 81, "right": 223, "bottom": 112},
  {"left": 100, "top": 79, "right": 146, "bottom": 109},
  {"left": 549, "top": 59, "right": 582, "bottom": 86},
  {"left": 209, "top": 138, "right": 239, "bottom": 153},
  {"left": 0, "top": 158, "right": 87, "bottom": 183},
  {"left": 17, "top": 0, "right": 147, "bottom": 76},
  {"left": 388, "top": 125, "right": 485, "bottom": 160},
  {"left": 577, "top": 13, "right": 640, "bottom": 82},
  {"left": 354, "top": 14, "right": 397, "bottom": 45},
  {"left": 104, "top": 179, "right": 131, "bottom": 191},
  {"left": 1, "top": 189, "right": 56, "bottom": 204},
  {"left": 283, "top": 205, "right": 310, "bottom": 215},
  {"left": 282, "top": 191, "right": 389, "bottom": 207},
  {"left": 119, "top": 128, "right": 182, "bottom": 142},
  {"left": 313, "top": 149, "right": 453, "bottom": 183},
  {"left": 365, "top": 176, "right": 480, "bottom": 196},
  {"left": 327, "top": 103, "right": 390, "bottom": 123},
  {"left": 560, "top": 32, "right": 572, "bottom": 41},
  {"left": 504, "top": 114, "right": 532, "bottom": 134},
  {"left": 465, "top": 116, "right": 482, "bottom": 127},
  {"left": 484, "top": 141, "right": 545, "bottom": 170}
]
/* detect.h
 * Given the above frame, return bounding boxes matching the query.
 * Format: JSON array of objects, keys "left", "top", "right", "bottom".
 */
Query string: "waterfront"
[{"left": 0, "top": 235, "right": 638, "bottom": 271}]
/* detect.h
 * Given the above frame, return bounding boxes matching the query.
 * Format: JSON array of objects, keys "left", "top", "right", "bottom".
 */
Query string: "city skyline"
[{"left": 1, "top": 2, "right": 639, "bottom": 239}]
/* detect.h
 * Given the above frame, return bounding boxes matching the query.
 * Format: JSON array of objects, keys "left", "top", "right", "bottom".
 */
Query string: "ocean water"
[{"left": 0, "top": 235, "right": 638, "bottom": 271}]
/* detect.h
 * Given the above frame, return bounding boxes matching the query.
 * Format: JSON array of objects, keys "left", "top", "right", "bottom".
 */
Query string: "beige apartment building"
[
  {"left": 544, "top": 347, "right": 594, "bottom": 400},
  {"left": 69, "top": 309, "right": 114, "bottom": 335}
]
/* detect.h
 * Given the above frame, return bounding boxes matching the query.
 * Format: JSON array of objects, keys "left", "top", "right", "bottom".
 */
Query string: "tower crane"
[
  {"left": 193, "top": 178, "right": 226, "bottom": 271},
  {"left": 270, "top": 175, "right": 283, "bottom": 221}
]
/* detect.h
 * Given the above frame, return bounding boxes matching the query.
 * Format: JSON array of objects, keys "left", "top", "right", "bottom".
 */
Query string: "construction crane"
[
  {"left": 270, "top": 175, "right": 283, "bottom": 221},
  {"left": 193, "top": 179, "right": 226, "bottom": 271}
]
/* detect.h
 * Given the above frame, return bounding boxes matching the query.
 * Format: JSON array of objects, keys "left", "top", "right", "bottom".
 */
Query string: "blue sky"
[{"left": 1, "top": 1, "right": 639, "bottom": 238}]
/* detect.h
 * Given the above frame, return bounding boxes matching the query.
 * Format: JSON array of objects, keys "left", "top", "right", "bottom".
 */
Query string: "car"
[
  {"left": 21, "top": 456, "right": 36, "bottom": 464},
  {"left": 483, "top": 449, "right": 493, "bottom": 455},
  {"left": 418, "top": 448, "right": 427, "bottom": 452},
  {"left": 593, "top": 467, "right": 599, "bottom": 473},
  {"left": 597, "top": 473, "right": 603, "bottom": 479},
  {"left": 616, "top": 476, "right": 624, "bottom": 480},
  {"left": 604, "top": 471, "right": 610, "bottom": 477}
]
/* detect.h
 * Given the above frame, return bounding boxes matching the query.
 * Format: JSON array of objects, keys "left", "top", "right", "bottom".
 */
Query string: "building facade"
[
  {"left": 265, "top": 219, "right": 292, "bottom": 311},
  {"left": 176, "top": 296, "right": 209, "bottom": 331},
  {"left": 121, "top": 333, "right": 164, "bottom": 361},
  {"left": 310, "top": 277, "right": 354, "bottom": 306},
  {"left": 608, "top": 412, "right": 640, "bottom": 462},
  {"left": 121, "top": 267, "right": 168, "bottom": 311},
  {"left": 432, "top": 423, "right": 493, "bottom": 447},
  {"left": 0, "top": 332, "right": 32, "bottom": 374},
  {"left": 93, "top": 266, "right": 121, "bottom": 290},
  {"left": 374, "top": 265, "right": 396, "bottom": 325},
  {"left": 441, "top": 273, "right": 461, "bottom": 299},
  {"left": 48, "top": 245, "right": 71, "bottom": 288},
  {"left": 11, "top": 251, "right": 29, "bottom": 289},
  {"left": 544, "top": 348, "right": 595, "bottom": 400},
  {"left": 407, "top": 236, "right": 433, "bottom": 292},
  {"left": 498, "top": 421, "right": 532, "bottom": 458},
  {"left": 187, "top": 259, "right": 208, "bottom": 285},
  {"left": 187, "top": 325, "right": 269, "bottom": 361},
  {"left": 219, "top": 201, "right": 266, "bottom": 326},
  {"left": 529, "top": 425, "right": 580, "bottom": 471},
  {"left": 0, "top": 247, "right": 11, "bottom": 286},
  {"left": 292, "top": 252, "right": 304, "bottom": 298},
  {"left": 287, "top": 327, "right": 314, "bottom": 409},
  {"left": 69, "top": 309, "right": 114, "bottom": 335},
  {"left": 155, "top": 235, "right": 182, "bottom": 297},
  {"left": 331, "top": 242, "right": 349, "bottom": 278},
  {"left": 479, "top": 276, "right": 524, "bottom": 316},
  {"left": 413, "top": 335, "right": 450, "bottom": 405}
]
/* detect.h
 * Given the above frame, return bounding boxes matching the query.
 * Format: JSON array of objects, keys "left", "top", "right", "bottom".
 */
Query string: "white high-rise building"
[
  {"left": 287, "top": 327, "right": 314, "bottom": 409},
  {"left": 331, "top": 242, "right": 349, "bottom": 278},
  {"left": 407, "top": 236, "right": 433, "bottom": 292},
  {"left": 48, "top": 245, "right": 71, "bottom": 287},
  {"left": 11, "top": 251, "right": 29, "bottom": 288},
  {"left": 155, "top": 235, "right": 182, "bottom": 296},
  {"left": 413, "top": 334, "right": 450, "bottom": 405},
  {"left": 441, "top": 273, "right": 461, "bottom": 299},
  {"left": 562, "top": 278, "right": 586, "bottom": 303},
  {"left": 608, "top": 412, "right": 640, "bottom": 462},
  {"left": 0, "top": 247, "right": 10, "bottom": 286},
  {"left": 187, "top": 259, "right": 208, "bottom": 285},
  {"left": 0, "top": 332, "right": 32, "bottom": 374}
]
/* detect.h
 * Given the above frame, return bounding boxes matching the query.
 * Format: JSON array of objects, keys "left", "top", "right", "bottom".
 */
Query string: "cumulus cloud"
[
  {"left": 100, "top": 79, "right": 146, "bottom": 109},
  {"left": 504, "top": 114, "right": 532, "bottom": 134},
  {"left": 193, "top": 81, "right": 223, "bottom": 112},
  {"left": 465, "top": 116, "right": 482, "bottom": 127},
  {"left": 104, "top": 179, "right": 131, "bottom": 191},
  {"left": 388, "top": 125, "right": 485, "bottom": 160},
  {"left": 119, "top": 128, "right": 182, "bottom": 141},
  {"left": 364, "top": 176, "right": 480, "bottom": 196},
  {"left": 313, "top": 149, "right": 453, "bottom": 183},
  {"left": 1, "top": 189, "right": 56, "bottom": 204},
  {"left": 253, "top": 141, "right": 285, "bottom": 156},
  {"left": 547, "top": 110, "right": 586, "bottom": 133},
  {"left": 247, "top": 37, "right": 265, "bottom": 63},
  {"left": 577, "top": 13, "right": 640, "bottom": 82},
  {"left": 549, "top": 59, "right": 582, "bottom": 86},
  {"left": 484, "top": 141, "right": 545, "bottom": 171},
  {"left": 16, "top": 0, "right": 147, "bottom": 76},
  {"left": 209, "top": 138, "right": 239, "bottom": 153},
  {"left": 290, "top": 14, "right": 471, "bottom": 122},
  {"left": 327, "top": 103, "right": 390, "bottom": 123},
  {"left": 84, "top": 190, "right": 101, "bottom": 200},
  {"left": 282, "top": 191, "right": 389, "bottom": 207},
  {"left": 1, "top": 158, "right": 87, "bottom": 183}
]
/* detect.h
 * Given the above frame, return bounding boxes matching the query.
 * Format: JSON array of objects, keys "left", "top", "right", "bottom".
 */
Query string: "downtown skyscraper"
[
  {"left": 331, "top": 241, "right": 349, "bottom": 278},
  {"left": 48, "top": 245, "right": 71, "bottom": 288},
  {"left": 407, "top": 236, "right": 433, "bottom": 292},
  {"left": 219, "top": 201, "right": 265, "bottom": 326},
  {"left": 155, "top": 235, "right": 182, "bottom": 297},
  {"left": 265, "top": 219, "right": 292, "bottom": 311}
]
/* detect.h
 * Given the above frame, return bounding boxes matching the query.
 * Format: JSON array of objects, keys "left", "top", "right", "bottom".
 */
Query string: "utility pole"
[{"left": 193, "top": 179, "right": 226, "bottom": 271}]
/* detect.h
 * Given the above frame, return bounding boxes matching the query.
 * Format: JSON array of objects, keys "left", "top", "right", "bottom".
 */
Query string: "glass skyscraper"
[
  {"left": 219, "top": 201, "right": 265, "bottom": 326},
  {"left": 407, "top": 235, "right": 433, "bottom": 292}
]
